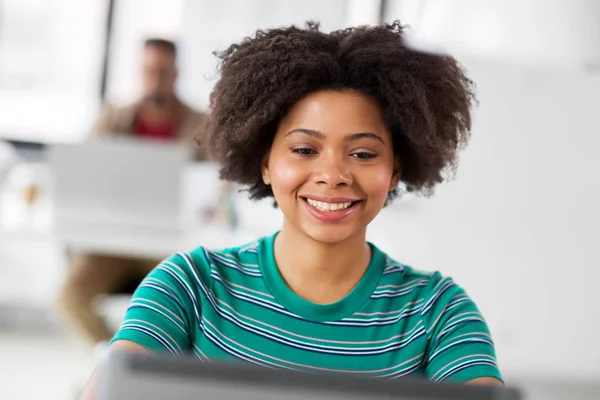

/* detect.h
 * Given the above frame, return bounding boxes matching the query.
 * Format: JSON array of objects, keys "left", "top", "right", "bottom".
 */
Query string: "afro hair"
[{"left": 205, "top": 21, "right": 476, "bottom": 202}]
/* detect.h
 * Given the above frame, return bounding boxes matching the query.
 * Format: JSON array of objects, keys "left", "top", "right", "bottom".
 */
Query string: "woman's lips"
[{"left": 300, "top": 197, "right": 362, "bottom": 222}]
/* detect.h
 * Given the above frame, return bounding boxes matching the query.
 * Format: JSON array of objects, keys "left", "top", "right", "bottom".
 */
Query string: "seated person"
[
  {"left": 58, "top": 38, "right": 210, "bottom": 345},
  {"left": 81, "top": 21, "right": 502, "bottom": 399}
]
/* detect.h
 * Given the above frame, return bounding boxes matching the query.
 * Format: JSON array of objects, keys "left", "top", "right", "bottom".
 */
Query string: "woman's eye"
[
  {"left": 292, "top": 148, "right": 315, "bottom": 156},
  {"left": 351, "top": 152, "right": 377, "bottom": 160}
]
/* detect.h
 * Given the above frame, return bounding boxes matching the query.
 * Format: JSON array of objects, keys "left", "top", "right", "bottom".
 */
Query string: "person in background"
[
  {"left": 93, "top": 38, "right": 209, "bottom": 158},
  {"left": 58, "top": 38, "right": 210, "bottom": 345}
]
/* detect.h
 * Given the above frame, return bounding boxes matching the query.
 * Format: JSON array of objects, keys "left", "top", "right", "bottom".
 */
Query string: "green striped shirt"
[{"left": 112, "top": 232, "right": 502, "bottom": 383}]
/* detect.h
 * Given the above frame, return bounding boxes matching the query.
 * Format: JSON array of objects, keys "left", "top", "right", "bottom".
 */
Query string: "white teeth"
[{"left": 306, "top": 198, "right": 354, "bottom": 212}]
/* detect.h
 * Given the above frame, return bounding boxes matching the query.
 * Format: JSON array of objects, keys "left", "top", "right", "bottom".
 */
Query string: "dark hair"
[
  {"left": 207, "top": 21, "right": 476, "bottom": 202},
  {"left": 144, "top": 38, "right": 177, "bottom": 58}
]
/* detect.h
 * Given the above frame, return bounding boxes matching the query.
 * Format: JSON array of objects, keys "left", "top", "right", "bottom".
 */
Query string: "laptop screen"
[{"left": 100, "top": 351, "right": 520, "bottom": 400}]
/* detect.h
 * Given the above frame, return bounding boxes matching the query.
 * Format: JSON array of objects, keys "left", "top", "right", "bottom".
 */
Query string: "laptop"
[
  {"left": 99, "top": 350, "right": 521, "bottom": 400},
  {"left": 48, "top": 137, "right": 193, "bottom": 233}
]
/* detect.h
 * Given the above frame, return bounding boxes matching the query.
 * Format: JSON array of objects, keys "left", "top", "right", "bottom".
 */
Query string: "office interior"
[{"left": 0, "top": 0, "right": 599, "bottom": 399}]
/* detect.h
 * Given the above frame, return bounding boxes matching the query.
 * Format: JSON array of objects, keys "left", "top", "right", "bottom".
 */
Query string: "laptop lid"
[
  {"left": 48, "top": 137, "right": 191, "bottom": 232},
  {"left": 99, "top": 350, "right": 521, "bottom": 400}
]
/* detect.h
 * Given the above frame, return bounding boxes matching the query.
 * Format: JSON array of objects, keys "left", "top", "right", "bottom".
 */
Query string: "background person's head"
[{"left": 141, "top": 38, "right": 178, "bottom": 106}]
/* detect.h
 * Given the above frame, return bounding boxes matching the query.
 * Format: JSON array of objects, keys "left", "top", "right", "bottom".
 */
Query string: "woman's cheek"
[
  {"left": 270, "top": 158, "right": 305, "bottom": 193},
  {"left": 364, "top": 168, "right": 394, "bottom": 200}
]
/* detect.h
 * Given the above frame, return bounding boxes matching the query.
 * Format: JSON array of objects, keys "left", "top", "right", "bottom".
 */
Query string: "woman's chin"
[{"left": 303, "top": 224, "right": 363, "bottom": 245}]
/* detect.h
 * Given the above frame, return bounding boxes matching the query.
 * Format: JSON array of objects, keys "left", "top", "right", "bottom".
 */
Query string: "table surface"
[{"left": 0, "top": 161, "right": 271, "bottom": 258}]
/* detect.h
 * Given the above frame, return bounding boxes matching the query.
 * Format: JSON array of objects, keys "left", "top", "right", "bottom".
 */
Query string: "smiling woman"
[{"left": 82, "top": 20, "right": 501, "bottom": 399}]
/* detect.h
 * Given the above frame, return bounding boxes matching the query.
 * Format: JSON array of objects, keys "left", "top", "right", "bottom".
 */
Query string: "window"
[{"left": 0, "top": 0, "right": 106, "bottom": 143}]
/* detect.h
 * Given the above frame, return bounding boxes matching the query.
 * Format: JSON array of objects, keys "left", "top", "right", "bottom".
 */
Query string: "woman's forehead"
[{"left": 278, "top": 89, "right": 387, "bottom": 135}]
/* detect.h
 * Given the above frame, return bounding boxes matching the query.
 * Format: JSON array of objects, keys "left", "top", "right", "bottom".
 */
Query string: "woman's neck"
[{"left": 273, "top": 222, "right": 372, "bottom": 304}]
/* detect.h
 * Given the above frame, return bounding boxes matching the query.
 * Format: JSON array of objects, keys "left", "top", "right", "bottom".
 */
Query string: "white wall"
[
  {"left": 369, "top": 57, "right": 600, "bottom": 381},
  {"left": 0, "top": 0, "right": 106, "bottom": 143}
]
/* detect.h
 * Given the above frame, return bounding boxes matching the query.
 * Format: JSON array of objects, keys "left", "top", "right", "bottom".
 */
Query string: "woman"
[{"left": 82, "top": 21, "right": 501, "bottom": 397}]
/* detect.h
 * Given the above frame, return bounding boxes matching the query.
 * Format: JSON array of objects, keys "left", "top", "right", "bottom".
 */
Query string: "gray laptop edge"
[
  {"left": 48, "top": 137, "right": 191, "bottom": 232},
  {"left": 99, "top": 350, "right": 521, "bottom": 400}
]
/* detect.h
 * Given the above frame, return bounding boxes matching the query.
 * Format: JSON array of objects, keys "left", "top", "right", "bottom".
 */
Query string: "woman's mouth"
[
  {"left": 305, "top": 198, "right": 357, "bottom": 212},
  {"left": 300, "top": 196, "right": 362, "bottom": 222}
]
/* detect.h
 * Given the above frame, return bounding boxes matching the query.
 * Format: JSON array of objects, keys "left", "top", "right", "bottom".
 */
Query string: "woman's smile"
[{"left": 300, "top": 194, "right": 364, "bottom": 222}]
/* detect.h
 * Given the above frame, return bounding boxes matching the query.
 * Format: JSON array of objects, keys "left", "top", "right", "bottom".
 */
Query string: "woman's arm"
[
  {"left": 79, "top": 252, "right": 202, "bottom": 398},
  {"left": 80, "top": 340, "right": 149, "bottom": 400},
  {"left": 78, "top": 343, "right": 502, "bottom": 400},
  {"left": 466, "top": 377, "right": 504, "bottom": 386},
  {"left": 422, "top": 274, "right": 503, "bottom": 384}
]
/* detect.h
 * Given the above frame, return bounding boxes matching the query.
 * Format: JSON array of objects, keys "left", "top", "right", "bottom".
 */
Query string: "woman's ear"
[
  {"left": 389, "top": 159, "right": 402, "bottom": 192},
  {"left": 261, "top": 155, "right": 271, "bottom": 185}
]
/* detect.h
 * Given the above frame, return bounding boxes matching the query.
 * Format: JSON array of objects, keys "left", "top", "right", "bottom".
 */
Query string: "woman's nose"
[{"left": 311, "top": 153, "right": 353, "bottom": 188}]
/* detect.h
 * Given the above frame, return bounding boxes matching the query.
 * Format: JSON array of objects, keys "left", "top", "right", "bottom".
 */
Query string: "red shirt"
[{"left": 133, "top": 115, "right": 178, "bottom": 141}]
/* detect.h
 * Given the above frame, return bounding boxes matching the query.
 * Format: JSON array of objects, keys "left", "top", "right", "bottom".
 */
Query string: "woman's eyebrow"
[
  {"left": 285, "top": 128, "right": 325, "bottom": 139},
  {"left": 285, "top": 129, "right": 385, "bottom": 144},
  {"left": 344, "top": 132, "right": 385, "bottom": 144}
]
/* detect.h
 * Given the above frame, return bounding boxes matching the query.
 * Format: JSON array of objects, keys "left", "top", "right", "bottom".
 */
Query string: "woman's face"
[{"left": 263, "top": 89, "right": 400, "bottom": 244}]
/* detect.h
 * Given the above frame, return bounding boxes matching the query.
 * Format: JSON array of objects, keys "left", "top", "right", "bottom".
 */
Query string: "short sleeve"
[
  {"left": 422, "top": 273, "right": 503, "bottom": 384},
  {"left": 110, "top": 253, "right": 202, "bottom": 356}
]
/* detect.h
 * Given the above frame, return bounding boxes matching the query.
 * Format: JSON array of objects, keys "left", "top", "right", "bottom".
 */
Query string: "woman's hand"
[
  {"left": 79, "top": 340, "right": 150, "bottom": 400},
  {"left": 466, "top": 377, "right": 504, "bottom": 386}
]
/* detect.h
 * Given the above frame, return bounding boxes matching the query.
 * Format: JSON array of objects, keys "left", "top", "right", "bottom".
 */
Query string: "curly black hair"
[{"left": 205, "top": 21, "right": 476, "bottom": 202}]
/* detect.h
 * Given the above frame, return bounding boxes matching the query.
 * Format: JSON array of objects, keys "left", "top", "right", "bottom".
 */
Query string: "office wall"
[{"left": 0, "top": 0, "right": 105, "bottom": 143}]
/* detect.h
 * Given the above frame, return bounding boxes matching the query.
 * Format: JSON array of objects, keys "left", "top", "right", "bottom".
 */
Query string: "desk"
[{"left": 56, "top": 224, "right": 256, "bottom": 260}]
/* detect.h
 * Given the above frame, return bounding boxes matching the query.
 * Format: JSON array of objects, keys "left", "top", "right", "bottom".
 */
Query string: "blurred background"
[{"left": 0, "top": 1, "right": 599, "bottom": 399}]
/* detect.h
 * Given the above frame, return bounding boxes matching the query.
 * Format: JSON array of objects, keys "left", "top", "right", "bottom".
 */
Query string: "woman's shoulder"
[
  {"left": 377, "top": 248, "right": 442, "bottom": 282},
  {"left": 376, "top": 250, "right": 469, "bottom": 306},
  {"left": 159, "top": 237, "right": 265, "bottom": 282}
]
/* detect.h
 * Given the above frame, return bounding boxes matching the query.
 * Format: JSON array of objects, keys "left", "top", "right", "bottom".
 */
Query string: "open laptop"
[
  {"left": 48, "top": 137, "right": 193, "bottom": 233},
  {"left": 99, "top": 350, "right": 521, "bottom": 400}
]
